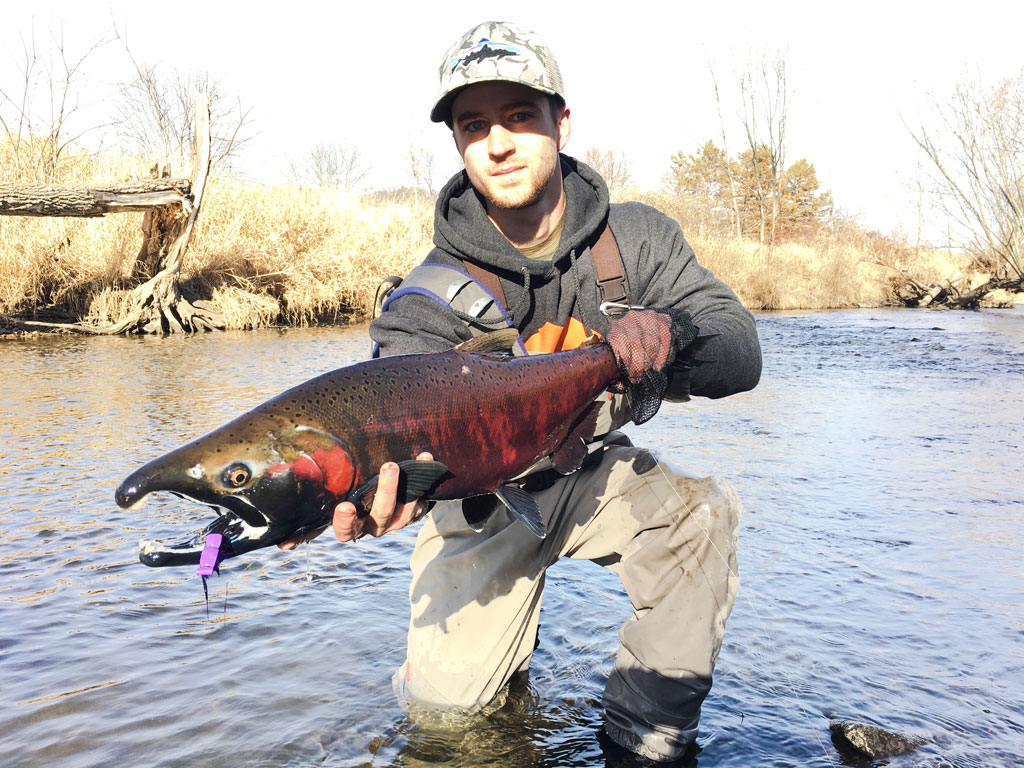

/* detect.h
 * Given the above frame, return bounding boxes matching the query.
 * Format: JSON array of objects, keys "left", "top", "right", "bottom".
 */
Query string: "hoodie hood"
[{"left": 433, "top": 154, "right": 610, "bottom": 278}]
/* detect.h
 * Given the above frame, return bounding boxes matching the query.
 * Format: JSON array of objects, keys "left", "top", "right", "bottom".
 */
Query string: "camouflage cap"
[{"left": 430, "top": 21, "right": 565, "bottom": 125}]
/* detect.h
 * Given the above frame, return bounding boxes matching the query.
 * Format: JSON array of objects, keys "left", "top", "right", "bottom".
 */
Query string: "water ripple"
[{"left": 0, "top": 313, "right": 1021, "bottom": 767}]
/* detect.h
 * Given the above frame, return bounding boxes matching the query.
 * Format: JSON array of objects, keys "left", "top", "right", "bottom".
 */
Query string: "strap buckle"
[{"left": 599, "top": 301, "right": 645, "bottom": 317}]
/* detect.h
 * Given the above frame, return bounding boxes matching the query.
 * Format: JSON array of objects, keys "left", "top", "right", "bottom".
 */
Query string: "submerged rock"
[{"left": 829, "top": 718, "right": 926, "bottom": 759}]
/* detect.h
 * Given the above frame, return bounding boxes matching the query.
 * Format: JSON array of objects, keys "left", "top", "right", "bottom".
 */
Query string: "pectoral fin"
[
  {"left": 396, "top": 460, "right": 449, "bottom": 500},
  {"left": 495, "top": 485, "right": 545, "bottom": 538},
  {"left": 348, "top": 460, "right": 448, "bottom": 514}
]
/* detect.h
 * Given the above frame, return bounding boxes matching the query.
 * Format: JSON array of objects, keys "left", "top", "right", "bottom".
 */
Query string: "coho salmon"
[{"left": 116, "top": 329, "right": 637, "bottom": 569}]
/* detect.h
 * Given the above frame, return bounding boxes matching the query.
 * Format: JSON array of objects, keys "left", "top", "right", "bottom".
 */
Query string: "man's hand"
[
  {"left": 604, "top": 308, "right": 699, "bottom": 425},
  {"left": 277, "top": 451, "right": 434, "bottom": 550},
  {"left": 605, "top": 310, "right": 674, "bottom": 384},
  {"left": 605, "top": 308, "right": 698, "bottom": 384}
]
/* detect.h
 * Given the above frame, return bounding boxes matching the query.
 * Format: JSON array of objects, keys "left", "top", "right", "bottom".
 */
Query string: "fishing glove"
[{"left": 605, "top": 308, "right": 699, "bottom": 424}]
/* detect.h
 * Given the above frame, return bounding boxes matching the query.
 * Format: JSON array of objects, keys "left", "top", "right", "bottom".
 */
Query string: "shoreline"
[{"left": 5, "top": 302, "right": 1021, "bottom": 342}]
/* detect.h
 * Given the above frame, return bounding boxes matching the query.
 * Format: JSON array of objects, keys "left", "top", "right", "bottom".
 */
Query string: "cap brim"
[
  {"left": 430, "top": 88, "right": 463, "bottom": 124},
  {"left": 430, "top": 78, "right": 559, "bottom": 125}
]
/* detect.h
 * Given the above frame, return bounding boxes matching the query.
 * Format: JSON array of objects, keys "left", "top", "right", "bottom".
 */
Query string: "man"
[{"left": 286, "top": 21, "right": 761, "bottom": 763}]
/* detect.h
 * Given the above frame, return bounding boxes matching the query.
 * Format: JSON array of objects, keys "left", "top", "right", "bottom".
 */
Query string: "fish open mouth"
[{"left": 137, "top": 500, "right": 278, "bottom": 568}]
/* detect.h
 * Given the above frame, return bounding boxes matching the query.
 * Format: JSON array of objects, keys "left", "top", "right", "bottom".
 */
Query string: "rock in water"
[{"left": 829, "top": 719, "right": 926, "bottom": 759}]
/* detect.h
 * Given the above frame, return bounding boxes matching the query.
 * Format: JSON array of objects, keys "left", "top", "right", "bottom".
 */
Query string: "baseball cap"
[{"left": 430, "top": 21, "right": 565, "bottom": 125}]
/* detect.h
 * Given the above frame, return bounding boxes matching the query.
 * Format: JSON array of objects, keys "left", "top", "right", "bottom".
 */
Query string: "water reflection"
[{"left": 0, "top": 311, "right": 1022, "bottom": 767}]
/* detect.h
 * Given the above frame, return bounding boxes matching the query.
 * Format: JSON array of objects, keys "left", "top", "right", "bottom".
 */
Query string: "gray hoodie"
[{"left": 370, "top": 155, "right": 761, "bottom": 400}]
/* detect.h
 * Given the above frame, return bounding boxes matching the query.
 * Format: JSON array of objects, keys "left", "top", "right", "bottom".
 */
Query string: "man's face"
[{"left": 451, "top": 81, "right": 570, "bottom": 211}]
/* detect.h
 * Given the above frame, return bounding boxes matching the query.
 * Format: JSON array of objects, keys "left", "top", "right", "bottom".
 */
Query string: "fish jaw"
[
  {"left": 134, "top": 499, "right": 332, "bottom": 567},
  {"left": 136, "top": 498, "right": 283, "bottom": 568}
]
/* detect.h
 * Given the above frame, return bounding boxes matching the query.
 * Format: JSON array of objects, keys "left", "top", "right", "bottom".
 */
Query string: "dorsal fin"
[{"left": 454, "top": 328, "right": 520, "bottom": 357}]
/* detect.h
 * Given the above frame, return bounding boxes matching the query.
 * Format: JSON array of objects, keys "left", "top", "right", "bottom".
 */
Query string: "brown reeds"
[
  {"left": 1, "top": 139, "right": 979, "bottom": 330},
  {"left": 640, "top": 191, "right": 974, "bottom": 310}
]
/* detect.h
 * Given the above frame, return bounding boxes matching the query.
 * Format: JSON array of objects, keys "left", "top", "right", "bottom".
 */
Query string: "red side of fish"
[{"left": 304, "top": 338, "right": 617, "bottom": 497}]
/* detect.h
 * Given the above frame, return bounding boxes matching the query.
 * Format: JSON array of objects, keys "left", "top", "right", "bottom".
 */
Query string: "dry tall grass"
[
  {"left": 1, "top": 140, "right": 975, "bottom": 330},
  {"left": 642, "top": 191, "right": 973, "bottom": 310},
  {"left": 687, "top": 228, "right": 967, "bottom": 310}
]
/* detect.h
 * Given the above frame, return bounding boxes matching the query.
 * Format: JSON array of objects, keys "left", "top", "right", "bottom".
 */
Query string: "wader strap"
[
  {"left": 592, "top": 222, "right": 628, "bottom": 304},
  {"left": 464, "top": 261, "right": 507, "bottom": 310}
]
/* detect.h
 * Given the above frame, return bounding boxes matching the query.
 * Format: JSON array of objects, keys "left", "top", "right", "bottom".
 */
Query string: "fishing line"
[{"left": 651, "top": 455, "right": 839, "bottom": 767}]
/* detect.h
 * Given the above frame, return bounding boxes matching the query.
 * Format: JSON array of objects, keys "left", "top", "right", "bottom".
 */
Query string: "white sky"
[{"left": 4, "top": 1, "right": 1022, "bottom": 242}]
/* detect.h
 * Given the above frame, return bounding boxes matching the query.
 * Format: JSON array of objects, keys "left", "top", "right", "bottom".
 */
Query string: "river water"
[{"left": 0, "top": 310, "right": 1021, "bottom": 768}]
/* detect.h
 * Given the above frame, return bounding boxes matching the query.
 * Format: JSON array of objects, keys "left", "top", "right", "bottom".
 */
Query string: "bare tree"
[
  {"left": 114, "top": 37, "right": 252, "bottom": 172},
  {"left": 709, "top": 63, "right": 743, "bottom": 238},
  {"left": 908, "top": 71, "right": 1024, "bottom": 280},
  {"left": 737, "top": 51, "right": 790, "bottom": 246},
  {"left": 0, "top": 25, "right": 114, "bottom": 181},
  {"left": 407, "top": 143, "right": 436, "bottom": 196},
  {"left": 913, "top": 158, "right": 927, "bottom": 256},
  {"left": 581, "top": 147, "right": 633, "bottom": 198},
  {"left": 292, "top": 142, "right": 369, "bottom": 191}
]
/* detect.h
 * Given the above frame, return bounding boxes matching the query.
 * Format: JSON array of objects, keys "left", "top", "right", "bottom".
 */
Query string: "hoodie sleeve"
[{"left": 610, "top": 203, "right": 762, "bottom": 400}]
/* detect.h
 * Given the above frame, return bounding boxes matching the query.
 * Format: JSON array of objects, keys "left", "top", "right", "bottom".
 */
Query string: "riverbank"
[{"left": 0, "top": 150, "right": 987, "bottom": 330}]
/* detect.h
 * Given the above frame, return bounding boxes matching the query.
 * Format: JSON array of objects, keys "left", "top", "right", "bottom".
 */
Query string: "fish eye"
[{"left": 222, "top": 463, "right": 252, "bottom": 488}]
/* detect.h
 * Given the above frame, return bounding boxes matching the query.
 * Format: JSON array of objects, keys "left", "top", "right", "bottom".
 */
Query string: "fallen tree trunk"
[
  {"left": 0, "top": 179, "right": 191, "bottom": 217},
  {"left": 918, "top": 271, "right": 962, "bottom": 308},
  {"left": 945, "top": 276, "right": 1024, "bottom": 309},
  {"left": 890, "top": 268, "right": 1022, "bottom": 309}
]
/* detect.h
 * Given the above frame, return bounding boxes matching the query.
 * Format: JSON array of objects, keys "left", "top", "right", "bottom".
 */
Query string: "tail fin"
[{"left": 626, "top": 373, "right": 668, "bottom": 425}]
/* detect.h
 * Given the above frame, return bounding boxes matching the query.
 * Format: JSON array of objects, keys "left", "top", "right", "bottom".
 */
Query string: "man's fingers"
[
  {"left": 366, "top": 462, "right": 401, "bottom": 537},
  {"left": 384, "top": 453, "right": 433, "bottom": 531},
  {"left": 392, "top": 499, "right": 426, "bottom": 530},
  {"left": 607, "top": 309, "right": 677, "bottom": 382},
  {"left": 332, "top": 453, "right": 436, "bottom": 543},
  {"left": 333, "top": 501, "right": 362, "bottom": 542}
]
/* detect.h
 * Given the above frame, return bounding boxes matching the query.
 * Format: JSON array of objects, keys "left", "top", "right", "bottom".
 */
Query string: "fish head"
[{"left": 117, "top": 415, "right": 358, "bottom": 568}]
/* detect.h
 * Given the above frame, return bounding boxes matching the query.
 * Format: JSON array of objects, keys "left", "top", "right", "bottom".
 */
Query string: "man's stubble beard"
[{"left": 479, "top": 144, "right": 558, "bottom": 211}]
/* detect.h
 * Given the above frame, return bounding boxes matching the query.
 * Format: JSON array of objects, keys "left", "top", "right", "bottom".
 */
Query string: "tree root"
[
  {"left": 102, "top": 266, "right": 224, "bottom": 334},
  {"left": 22, "top": 267, "right": 224, "bottom": 335}
]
